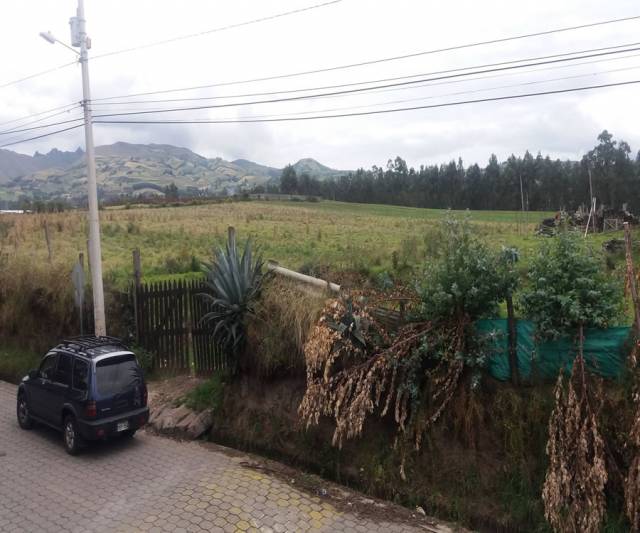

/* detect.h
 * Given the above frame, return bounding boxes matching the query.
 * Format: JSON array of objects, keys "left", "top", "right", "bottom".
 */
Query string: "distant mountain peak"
[{"left": 0, "top": 142, "right": 350, "bottom": 201}]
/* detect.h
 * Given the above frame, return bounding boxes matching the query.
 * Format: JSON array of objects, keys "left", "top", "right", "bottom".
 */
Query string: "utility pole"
[{"left": 74, "top": 0, "right": 106, "bottom": 336}]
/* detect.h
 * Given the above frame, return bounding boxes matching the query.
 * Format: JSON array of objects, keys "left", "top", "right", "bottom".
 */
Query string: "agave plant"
[{"left": 200, "top": 228, "right": 265, "bottom": 353}]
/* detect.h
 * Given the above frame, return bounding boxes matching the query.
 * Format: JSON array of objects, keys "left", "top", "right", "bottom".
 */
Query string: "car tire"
[
  {"left": 16, "top": 393, "right": 34, "bottom": 430},
  {"left": 63, "top": 415, "right": 85, "bottom": 455}
]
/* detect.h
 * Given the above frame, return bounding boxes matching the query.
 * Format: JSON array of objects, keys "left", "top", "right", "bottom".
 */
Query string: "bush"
[
  {"left": 418, "top": 215, "right": 509, "bottom": 322},
  {"left": 520, "top": 231, "right": 622, "bottom": 339},
  {"left": 183, "top": 372, "right": 227, "bottom": 412}
]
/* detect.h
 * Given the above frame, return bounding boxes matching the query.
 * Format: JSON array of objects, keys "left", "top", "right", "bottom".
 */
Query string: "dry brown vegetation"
[
  {"left": 298, "top": 298, "right": 467, "bottom": 479},
  {"left": 246, "top": 278, "right": 326, "bottom": 376},
  {"left": 542, "top": 354, "right": 607, "bottom": 533},
  {"left": 626, "top": 340, "right": 640, "bottom": 531}
]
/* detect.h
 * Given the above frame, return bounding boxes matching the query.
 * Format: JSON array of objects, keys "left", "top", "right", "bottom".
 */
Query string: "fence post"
[
  {"left": 132, "top": 249, "right": 142, "bottom": 342},
  {"left": 43, "top": 221, "right": 52, "bottom": 262},
  {"left": 506, "top": 293, "right": 520, "bottom": 386},
  {"left": 624, "top": 222, "right": 640, "bottom": 365},
  {"left": 78, "top": 252, "right": 85, "bottom": 335}
]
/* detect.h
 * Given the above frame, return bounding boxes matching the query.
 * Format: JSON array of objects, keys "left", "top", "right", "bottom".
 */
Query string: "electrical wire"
[
  {"left": 90, "top": 41, "right": 640, "bottom": 107},
  {"left": 0, "top": 115, "right": 86, "bottom": 137},
  {"left": 0, "top": 107, "right": 83, "bottom": 136},
  {"left": 169, "top": 64, "right": 640, "bottom": 122},
  {"left": 0, "top": 61, "right": 77, "bottom": 90},
  {"left": 7, "top": 49, "right": 640, "bottom": 137},
  {"left": 0, "top": 102, "right": 80, "bottom": 128},
  {"left": 91, "top": 0, "right": 343, "bottom": 60},
  {"left": 366, "top": 50, "right": 640, "bottom": 97},
  {"left": 0, "top": 123, "right": 84, "bottom": 149},
  {"left": 92, "top": 14, "right": 640, "bottom": 101},
  {"left": 91, "top": 45, "right": 640, "bottom": 119},
  {"left": 92, "top": 79, "right": 640, "bottom": 126}
]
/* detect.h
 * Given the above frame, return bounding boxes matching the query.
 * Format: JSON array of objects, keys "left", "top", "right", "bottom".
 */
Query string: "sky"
[{"left": 1, "top": 0, "right": 640, "bottom": 170}]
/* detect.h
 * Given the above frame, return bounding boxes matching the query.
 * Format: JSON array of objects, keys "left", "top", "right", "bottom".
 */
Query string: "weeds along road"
[{"left": 0, "top": 381, "right": 461, "bottom": 533}]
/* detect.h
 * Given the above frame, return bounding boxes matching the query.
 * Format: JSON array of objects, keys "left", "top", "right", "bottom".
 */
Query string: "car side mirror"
[{"left": 28, "top": 370, "right": 39, "bottom": 380}]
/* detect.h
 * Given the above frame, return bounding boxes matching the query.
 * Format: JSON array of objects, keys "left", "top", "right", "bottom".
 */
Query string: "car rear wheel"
[
  {"left": 16, "top": 393, "right": 34, "bottom": 430},
  {"left": 63, "top": 415, "right": 85, "bottom": 455}
]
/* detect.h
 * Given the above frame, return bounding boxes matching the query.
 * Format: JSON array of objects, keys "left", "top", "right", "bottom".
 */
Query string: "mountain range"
[{"left": 0, "top": 142, "right": 349, "bottom": 202}]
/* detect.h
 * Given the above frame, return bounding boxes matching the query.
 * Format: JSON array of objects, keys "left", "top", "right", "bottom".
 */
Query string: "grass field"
[{"left": 0, "top": 199, "right": 627, "bottom": 288}]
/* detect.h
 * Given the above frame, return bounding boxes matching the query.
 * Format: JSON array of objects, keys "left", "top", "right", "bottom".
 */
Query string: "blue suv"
[{"left": 16, "top": 336, "right": 149, "bottom": 455}]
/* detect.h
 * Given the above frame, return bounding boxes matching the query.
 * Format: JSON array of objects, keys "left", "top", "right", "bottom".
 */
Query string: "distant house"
[{"left": 0, "top": 210, "right": 28, "bottom": 214}]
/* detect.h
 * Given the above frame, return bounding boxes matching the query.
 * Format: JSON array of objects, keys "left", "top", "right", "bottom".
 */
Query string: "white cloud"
[{"left": 1, "top": 0, "right": 639, "bottom": 169}]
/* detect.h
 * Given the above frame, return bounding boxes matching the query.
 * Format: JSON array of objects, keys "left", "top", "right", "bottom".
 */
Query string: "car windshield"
[{"left": 95, "top": 354, "right": 142, "bottom": 397}]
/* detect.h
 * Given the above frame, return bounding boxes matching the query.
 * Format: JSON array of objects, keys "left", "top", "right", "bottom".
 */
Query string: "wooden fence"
[{"left": 134, "top": 279, "right": 228, "bottom": 375}]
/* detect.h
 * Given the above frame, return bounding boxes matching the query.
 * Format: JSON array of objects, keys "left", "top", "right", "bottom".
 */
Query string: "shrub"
[
  {"left": 520, "top": 231, "right": 622, "bottom": 339},
  {"left": 521, "top": 231, "right": 622, "bottom": 533},
  {"left": 418, "top": 214, "right": 509, "bottom": 322},
  {"left": 183, "top": 372, "right": 227, "bottom": 412}
]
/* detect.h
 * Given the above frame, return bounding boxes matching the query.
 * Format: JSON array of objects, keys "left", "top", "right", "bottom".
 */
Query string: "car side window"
[
  {"left": 39, "top": 353, "right": 58, "bottom": 380},
  {"left": 72, "top": 358, "right": 89, "bottom": 392},
  {"left": 55, "top": 353, "right": 72, "bottom": 386}
]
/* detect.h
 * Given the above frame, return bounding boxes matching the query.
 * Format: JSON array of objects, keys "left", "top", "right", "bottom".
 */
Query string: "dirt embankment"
[{"left": 207, "top": 375, "right": 562, "bottom": 533}]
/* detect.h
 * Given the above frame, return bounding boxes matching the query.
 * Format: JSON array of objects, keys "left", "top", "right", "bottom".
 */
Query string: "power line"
[
  {"left": 92, "top": 79, "right": 640, "bottom": 126},
  {"left": 0, "top": 61, "right": 77, "bottom": 90},
  {"left": 0, "top": 102, "right": 80, "bottom": 128},
  {"left": 8, "top": 47, "right": 640, "bottom": 137},
  {"left": 91, "top": 0, "right": 343, "bottom": 61},
  {"left": 0, "top": 1, "right": 343, "bottom": 92},
  {"left": 91, "top": 41, "right": 640, "bottom": 107},
  {"left": 175, "top": 64, "right": 640, "bottom": 121},
  {"left": 0, "top": 123, "right": 84, "bottom": 149},
  {"left": 5, "top": 81, "right": 637, "bottom": 148},
  {"left": 92, "top": 14, "right": 640, "bottom": 101},
  {"left": 0, "top": 115, "right": 85, "bottom": 137},
  {"left": 91, "top": 46, "right": 640, "bottom": 119},
  {"left": 9, "top": 61, "right": 639, "bottom": 137},
  {"left": 366, "top": 50, "right": 640, "bottom": 97},
  {"left": 0, "top": 107, "right": 83, "bottom": 135}
]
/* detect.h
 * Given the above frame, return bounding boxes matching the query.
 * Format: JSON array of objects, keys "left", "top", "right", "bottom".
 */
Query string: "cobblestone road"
[{"left": 0, "top": 380, "right": 459, "bottom": 533}]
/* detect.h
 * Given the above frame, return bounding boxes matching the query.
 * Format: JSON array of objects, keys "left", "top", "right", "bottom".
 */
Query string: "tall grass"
[
  {"left": 0, "top": 257, "right": 76, "bottom": 351},
  {"left": 246, "top": 278, "right": 326, "bottom": 377}
]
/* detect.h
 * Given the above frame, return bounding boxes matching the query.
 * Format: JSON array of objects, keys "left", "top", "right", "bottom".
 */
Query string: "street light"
[
  {"left": 39, "top": 0, "right": 106, "bottom": 337},
  {"left": 38, "top": 31, "right": 79, "bottom": 55}
]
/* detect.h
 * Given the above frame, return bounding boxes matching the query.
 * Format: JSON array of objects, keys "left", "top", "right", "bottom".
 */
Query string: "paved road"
[{"left": 0, "top": 381, "right": 458, "bottom": 533}]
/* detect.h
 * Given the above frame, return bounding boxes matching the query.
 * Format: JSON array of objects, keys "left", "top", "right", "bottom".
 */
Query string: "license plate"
[{"left": 116, "top": 420, "right": 129, "bottom": 432}]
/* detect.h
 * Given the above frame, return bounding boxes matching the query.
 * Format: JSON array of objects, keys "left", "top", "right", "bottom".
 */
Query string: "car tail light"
[{"left": 85, "top": 401, "right": 97, "bottom": 418}]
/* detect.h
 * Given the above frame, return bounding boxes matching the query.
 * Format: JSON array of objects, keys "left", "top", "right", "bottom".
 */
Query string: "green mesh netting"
[{"left": 476, "top": 320, "right": 632, "bottom": 382}]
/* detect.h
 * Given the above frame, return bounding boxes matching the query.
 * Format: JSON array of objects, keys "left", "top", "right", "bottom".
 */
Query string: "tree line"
[{"left": 263, "top": 131, "right": 640, "bottom": 212}]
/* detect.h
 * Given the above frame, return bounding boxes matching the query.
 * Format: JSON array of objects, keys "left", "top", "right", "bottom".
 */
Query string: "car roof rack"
[{"left": 59, "top": 335, "right": 129, "bottom": 356}]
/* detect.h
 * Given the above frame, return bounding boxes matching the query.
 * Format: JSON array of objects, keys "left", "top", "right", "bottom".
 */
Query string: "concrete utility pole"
[
  {"left": 40, "top": 2, "right": 105, "bottom": 336},
  {"left": 75, "top": 0, "right": 106, "bottom": 336}
]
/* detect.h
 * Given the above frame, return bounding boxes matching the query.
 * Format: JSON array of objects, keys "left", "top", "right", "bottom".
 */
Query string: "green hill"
[{"left": 0, "top": 142, "right": 349, "bottom": 202}]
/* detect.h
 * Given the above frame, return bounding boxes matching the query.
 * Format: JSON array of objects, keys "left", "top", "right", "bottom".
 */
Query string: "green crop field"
[{"left": 0, "top": 199, "right": 625, "bottom": 287}]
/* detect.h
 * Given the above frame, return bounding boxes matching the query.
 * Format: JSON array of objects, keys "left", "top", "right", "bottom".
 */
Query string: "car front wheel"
[
  {"left": 16, "top": 393, "right": 34, "bottom": 430},
  {"left": 63, "top": 416, "right": 85, "bottom": 455}
]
